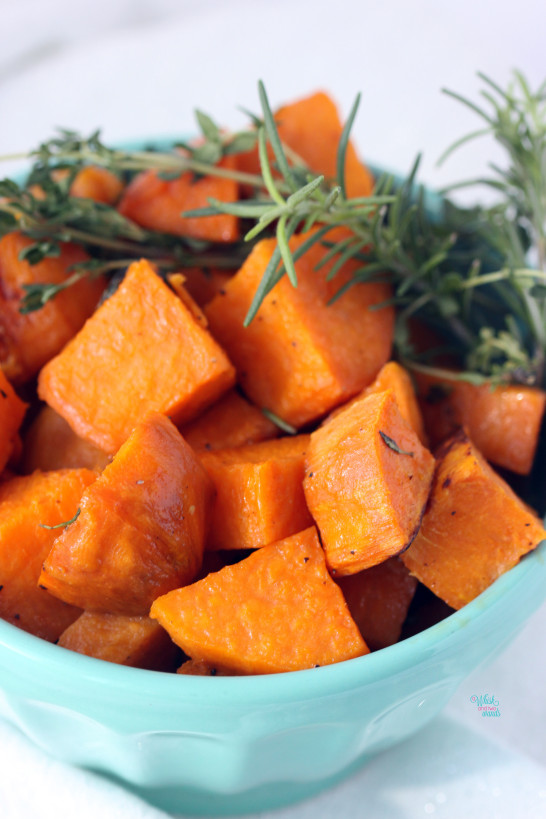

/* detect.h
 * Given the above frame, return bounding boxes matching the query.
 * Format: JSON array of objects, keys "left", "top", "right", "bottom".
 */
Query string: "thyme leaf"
[{"left": 379, "top": 431, "right": 414, "bottom": 457}]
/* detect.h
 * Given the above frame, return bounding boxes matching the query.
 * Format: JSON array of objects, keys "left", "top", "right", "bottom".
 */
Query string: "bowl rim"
[{"left": 1, "top": 541, "right": 544, "bottom": 706}]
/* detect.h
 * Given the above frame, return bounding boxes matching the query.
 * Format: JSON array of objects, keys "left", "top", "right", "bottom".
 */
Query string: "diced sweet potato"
[
  {"left": 325, "top": 361, "right": 427, "bottom": 444},
  {"left": 177, "top": 659, "right": 236, "bottom": 676},
  {"left": 39, "top": 413, "right": 213, "bottom": 615},
  {"left": 150, "top": 527, "right": 368, "bottom": 674},
  {"left": 415, "top": 372, "right": 546, "bottom": 475},
  {"left": 236, "top": 91, "right": 374, "bottom": 198},
  {"left": 0, "top": 369, "right": 27, "bottom": 472},
  {"left": 205, "top": 232, "right": 394, "bottom": 428},
  {"left": 174, "top": 267, "right": 232, "bottom": 308},
  {"left": 58, "top": 611, "right": 179, "bottom": 670},
  {"left": 0, "top": 232, "right": 104, "bottom": 384},
  {"left": 0, "top": 468, "right": 96, "bottom": 640},
  {"left": 70, "top": 166, "right": 124, "bottom": 205},
  {"left": 22, "top": 405, "right": 111, "bottom": 473},
  {"left": 180, "top": 389, "right": 278, "bottom": 452},
  {"left": 118, "top": 155, "right": 239, "bottom": 243},
  {"left": 38, "top": 259, "right": 236, "bottom": 454},
  {"left": 401, "top": 429, "right": 546, "bottom": 609},
  {"left": 304, "top": 390, "right": 435, "bottom": 575},
  {"left": 199, "top": 435, "right": 313, "bottom": 550},
  {"left": 337, "top": 558, "right": 418, "bottom": 650}
]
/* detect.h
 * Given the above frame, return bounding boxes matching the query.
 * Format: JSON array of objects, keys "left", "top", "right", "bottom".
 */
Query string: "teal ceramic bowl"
[
  {"left": 0, "top": 541, "right": 545, "bottom": 815},
  {"left": 1, "top": 147, "right": 545, "bottom": 815}
]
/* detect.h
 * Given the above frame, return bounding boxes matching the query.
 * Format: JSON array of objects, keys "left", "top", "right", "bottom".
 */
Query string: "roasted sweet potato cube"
[
  {"left": 70, "top": 166, "right": 124, "bottom": 204},
  {"left": 199, "top": 435, "right": 313, "bottom": 550},
  {"left": 236, "top": 91, "right": 374, "bottom": 198},
  {"left": 38, "top": 259, "right": 236, "bottom": 454},
  {"left": 40, "top": 413, "right": 213, "bottom": 615},
  {"left": 326, "top": 361, "right": 427, "bottom": 445},
  {"left": 415, "top": 372, "right": 546, "bottom": 475},
  {"left": 179, "top": 389, "right": 278, "bottom": 452},
  {"left": 337, "top": 558, "right": 418, "bottom": 650},
  {"left": 173, "top": 267, "right": 232, "bottom": 308},
  {"left": 205, "top": 232, "right": 394, "bottom": 428},
  {"left": 0, "top": 232, "right": 104, "bottom": 384},
  {"left": 304, "top": 390, "right": 435, "bottom": 575},
  {"left": 0, "top": 369, "right": 26, "bottom": 472},
  {"left": 58, "top": 612, "right": 179, "bottom": 670},
  {"left": 22, "top": 405, "right": 111, "bottom": 473},
  {"left": 118, "top": 155, "right": 239, "bottom": 243},
  {"left": 177, "top": 659, "right": 235, "bottom": 676},
  {"left": 0, "top": 469, "right": 96, "bottom": 640},
  {"left": 150, "top": 527, "right": 368, "bottom": 674},
  {"left": 401, "top": 430, "right": 546, "bottom": 609}
]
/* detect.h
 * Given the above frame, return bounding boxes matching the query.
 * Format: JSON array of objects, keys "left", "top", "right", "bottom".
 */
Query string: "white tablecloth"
[{"left": 0, "top": 1, "right": 545, "bottom": 816}]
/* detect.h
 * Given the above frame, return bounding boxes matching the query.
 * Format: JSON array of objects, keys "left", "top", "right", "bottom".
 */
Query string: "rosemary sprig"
[{"left": 1, "top": 73, "right": 545, "bottom": 389}]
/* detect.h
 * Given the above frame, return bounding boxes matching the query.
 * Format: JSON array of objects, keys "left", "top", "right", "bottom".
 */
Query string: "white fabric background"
[{"left": 0, "top": 1, "right": 545, "bottom": 816}]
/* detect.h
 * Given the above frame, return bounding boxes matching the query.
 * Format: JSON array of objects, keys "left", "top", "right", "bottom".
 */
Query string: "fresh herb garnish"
[
  {"left": 262, "top": 408, "right": 298, "bottom": 435},
  {"left": 40, "top": 508, "right": 81, "bottom": 530},
  {"left": 1, "top": 73, "right": 545, "bottom": 388},
  {"left": 379, "top": 431, "right": 414, "bottom": 457}
]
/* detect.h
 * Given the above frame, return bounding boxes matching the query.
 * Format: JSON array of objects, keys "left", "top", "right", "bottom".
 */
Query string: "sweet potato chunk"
[
  {"left": 237, "top": 91, "right": 374, "bottom": 198},
  {"left": 304, "top": 390, "right": 435, "bottom": 575},
  {"left": 40, "top": 413, "right": 213, "bottom": 615},
  {"left": 118, "top": 155, "right": 239, "bottom": 243},
  {"left": 205, "top": 233, "right": 394, "bottom": 428},
  {"left": 0, "top": 469, "right": 96, "bottom": 640},
  {"left": 177, "top": 659, "right": 235, "bottom": 676},
  {"left": 415, "top": 372, "right": 546, "bottom": 475},
  {"left": 326, "top": 361, "right": 427, "bottom": 444},
  {"left": 70, "top": 166, "right": 124, "bottom": 205},
  {"left": 22, "top": 406, "right": 111, "bottom": 473},
  {"left": 0, "top": 369, "right": 26, "bottom": 472},
  {"left": 337, "top": 558, "right": 418, "bottom": 650},
  {"left": 58, "top": 612, "right": 179, "bottom": 670},
  {"left": 150, "top": 527, "right": 368, "bottom": 674},
  {"left": 199, "top": 435, "right": 313, "bottom": 550},
  {"left": 401, "top": 430, "right": 546, "bottom": 609},
  {"left": 38, "top": 259, "right": 235, "bottom": 454},
  {"left": 174, "top": 267, "right": 232, "bottom": 308},
  {"left": 180, "top": 389, "right": 278, "bottom": 452},
  {"left": 0, "top": 232, "right": 104, "bottom": 383}
]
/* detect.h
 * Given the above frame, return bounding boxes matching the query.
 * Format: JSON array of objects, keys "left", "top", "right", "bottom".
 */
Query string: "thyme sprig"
[{"left": 1, "top": 73, "right": 545, "bottom": 387}]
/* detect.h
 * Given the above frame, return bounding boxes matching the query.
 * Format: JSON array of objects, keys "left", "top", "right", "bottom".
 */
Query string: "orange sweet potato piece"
[
  {"left": 401, "top": 429, "right": 546, "bottom": 609},
  {"left": 304, "top": 390, "right": 435, "bottom": 575},
  {"left": 237, "top": 91, "right": 374, "bottom": 198},
  {"left": 325, "top": 361, "right": 427, "bottom": 444},
  {"left": 58, "top": 611, "right": 179, "bottom": 670},
  {"left": 174, "top": 267, "right": 232, "bottom": 308},
  {"left": 70, "top": 166, "right": 124, "bottom": 204},
  {"left": 179, "top": 389, "right": 278, "bottom": 451},
  {"left": 415, "top": 372, "right": 546, "bottom": 475},
  {"left": 0, "top": 369, "right": 27, "bottom": 472},
  {"left": 0, "top": 468, "right": 96, "bottom": 640},
  {"left": 38, "top": 259, "right": 236, "bottom": 454},
  {"left": 205, "top": 233, "right": 394, "bottom": 428},
  {"left": 150, "top": 527, "right": 368, "bottom": 674},
  {"left": 0, "top": 232, "right": 104, "bottom": 384},
  {"left": 40, "top": 413, "right": 213, "bottom": 615},
  {"left": 337, "top": 558, "right": 418, "bottom": 651},
  {"left": 118, "top": 155, "right": 239, "bottom": 243},
  {"left": 177, "top": 659, "right": 235, "bottom": 676},
  {"left": 22, "top": 405, "right": 111, "bottom": 473},
  {"left": 199, "top": 435, "right": 313, "bottom": 550}
]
